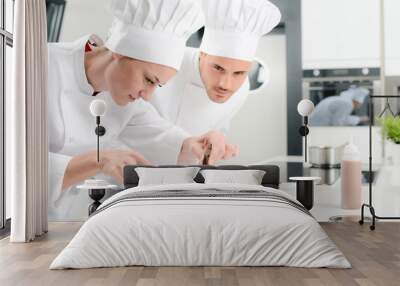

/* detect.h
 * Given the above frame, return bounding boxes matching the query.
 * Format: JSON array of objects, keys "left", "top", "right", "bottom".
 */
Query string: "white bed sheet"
[{"left": 50, "top": 183, "right": 350, "bottom": 269}]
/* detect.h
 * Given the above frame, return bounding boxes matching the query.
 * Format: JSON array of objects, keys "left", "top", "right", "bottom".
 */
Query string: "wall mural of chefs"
[{"left": 46, "top": 0, "right": 281, "bottom": 220}]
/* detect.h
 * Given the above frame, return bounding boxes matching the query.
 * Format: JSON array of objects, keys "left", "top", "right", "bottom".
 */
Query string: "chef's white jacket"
[
  {"left": 48, "top": 35, "right": 190, "bottom": 220},
  {"left": 309, "top": 96, "right": 361, "bottom": 126}
]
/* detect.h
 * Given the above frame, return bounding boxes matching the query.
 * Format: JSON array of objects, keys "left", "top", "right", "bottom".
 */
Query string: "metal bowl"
[{"left": 309, "top": 145, "right": 345, "bottom": 168}]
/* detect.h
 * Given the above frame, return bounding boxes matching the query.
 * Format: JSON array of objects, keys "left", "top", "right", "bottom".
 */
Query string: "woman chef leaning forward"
[{"left": 48, "top": 0, "right": 239, "bottom": 195}]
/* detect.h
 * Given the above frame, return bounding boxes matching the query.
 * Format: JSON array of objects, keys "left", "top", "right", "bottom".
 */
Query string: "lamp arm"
[
  {"left": 97, "top": 116, "right": 100, "bottom": 163},
  {"left": 304, "top": 126, "right": 308, "bottom": 163},
  {"left": 304, "top": 116, "right": 308, "bottom": 163}
]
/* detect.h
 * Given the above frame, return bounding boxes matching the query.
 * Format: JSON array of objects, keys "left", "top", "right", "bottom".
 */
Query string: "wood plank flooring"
[{"left": 0, "top": 219, "right": 399, "bottom": 286}]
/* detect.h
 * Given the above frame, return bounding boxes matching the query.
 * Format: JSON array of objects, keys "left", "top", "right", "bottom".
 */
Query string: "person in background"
[{"left": 309, "top": 86, "right": 370, "bottom": 126}]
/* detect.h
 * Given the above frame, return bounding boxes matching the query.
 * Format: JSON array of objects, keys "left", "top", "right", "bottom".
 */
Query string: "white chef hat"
[
  {"left": 105, "top": 0, "right": 204, "bottom": 70},
  {"left": 340, "top": 86, "right": 369, "bottom": 104},
  {"left": 200, "top": 0, "right": 281, "bottom": 62}
]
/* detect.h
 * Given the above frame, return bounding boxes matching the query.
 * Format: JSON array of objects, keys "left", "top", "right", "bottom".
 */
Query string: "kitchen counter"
[{"left": 254, "top": 156, "right": 399, "bottom": 222}]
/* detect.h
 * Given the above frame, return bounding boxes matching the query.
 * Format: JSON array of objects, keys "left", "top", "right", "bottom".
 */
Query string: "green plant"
[{"left": 380, "top": 116, "right": 400, "bottom": 144}]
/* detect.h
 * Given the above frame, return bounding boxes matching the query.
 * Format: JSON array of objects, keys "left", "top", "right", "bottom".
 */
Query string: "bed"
[{"left": 50, "top": 165, "right": 350, "bottom": 269}]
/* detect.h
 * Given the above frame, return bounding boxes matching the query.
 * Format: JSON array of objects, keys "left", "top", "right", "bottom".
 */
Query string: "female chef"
[{"left": 48, "top": 0, "right": 237, "bottom": 219}]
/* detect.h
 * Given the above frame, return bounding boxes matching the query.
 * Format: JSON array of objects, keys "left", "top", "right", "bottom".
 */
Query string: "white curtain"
[{"left": 8, "top": 0, "right": 48, "bottom": 242}]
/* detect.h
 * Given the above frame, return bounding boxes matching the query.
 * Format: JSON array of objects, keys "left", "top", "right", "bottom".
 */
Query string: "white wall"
[
  {"left": 225, "top": 35, "right": 287, "bottom": 164},
  {"left": 59, "top": 0, "right": 112, "bottom": 42}
]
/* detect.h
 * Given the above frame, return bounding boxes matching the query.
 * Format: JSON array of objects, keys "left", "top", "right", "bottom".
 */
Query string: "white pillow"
[
  {"left": 136, "top": 167, "right": 201, "bottom": 186},
  {"left": 200, "top": 169, "right": 266, "bottom": 185}
]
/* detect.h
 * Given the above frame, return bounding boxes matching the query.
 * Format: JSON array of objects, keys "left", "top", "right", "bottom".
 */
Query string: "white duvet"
[{"left": 50, "top": 183, "right": 351, "bottom": 269}]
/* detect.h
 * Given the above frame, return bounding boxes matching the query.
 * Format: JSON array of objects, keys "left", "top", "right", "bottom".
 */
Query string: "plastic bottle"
[{"left": 341, "top": 139, "right": 362, "bottom": 209}]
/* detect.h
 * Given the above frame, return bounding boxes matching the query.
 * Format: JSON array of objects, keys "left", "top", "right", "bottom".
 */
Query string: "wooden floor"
[{"left": 0, "top": 220, "right": 399, "bottom": 286}]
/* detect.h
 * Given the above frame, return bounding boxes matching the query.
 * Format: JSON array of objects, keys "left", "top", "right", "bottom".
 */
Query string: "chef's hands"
[
  {"left": 178, "top": 131, "right": 239, "bottom": 165},
  {"left": 200, "top": 131, "right": 239, "bottom": 164},
  {"left": 63, "top": 133, "right": 235, "bottom": 191},
  {"left": 359, "top": 116, "right": 370, "bottom": 124},
  {"left": 62, "top": 149, "right": 151, "bottom": 191},
  {"left": 99, "top": 149, "right": 151, "bottom": 183}
]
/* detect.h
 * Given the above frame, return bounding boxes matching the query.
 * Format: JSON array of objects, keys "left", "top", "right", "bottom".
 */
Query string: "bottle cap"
[{"left": 343, "top": 137, "right": 360, "bottom": 161}]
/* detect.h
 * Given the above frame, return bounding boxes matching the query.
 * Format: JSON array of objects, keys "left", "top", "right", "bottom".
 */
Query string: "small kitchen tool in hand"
[{"left": 202, "top": 144, "right": 212, "bottom": 165}]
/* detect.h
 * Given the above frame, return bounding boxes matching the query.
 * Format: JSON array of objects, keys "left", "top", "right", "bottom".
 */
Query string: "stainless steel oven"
[{"left": 302, "top": 68, "right": 381, "bottom": 125}]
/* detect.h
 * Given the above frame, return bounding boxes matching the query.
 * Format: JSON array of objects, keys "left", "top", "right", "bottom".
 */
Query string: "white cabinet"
[
  {"left": 302, "top": 0, "right": 381, "bottom": 69},
  {"left": 384, "top": 0, "right": 400, "bottom": 76}
]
